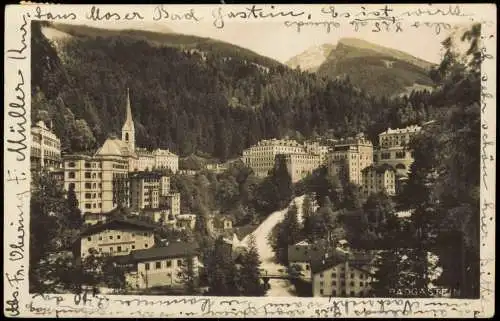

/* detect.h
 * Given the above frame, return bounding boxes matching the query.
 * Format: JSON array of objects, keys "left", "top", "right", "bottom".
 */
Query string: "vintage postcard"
[{"left": 4, "top": 3, "right": 496, "bottom": 318}]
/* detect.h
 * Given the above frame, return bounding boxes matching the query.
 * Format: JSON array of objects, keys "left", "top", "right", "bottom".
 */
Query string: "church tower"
[{"left": 121, "top": 88, "right": 136, "bottom": 153}]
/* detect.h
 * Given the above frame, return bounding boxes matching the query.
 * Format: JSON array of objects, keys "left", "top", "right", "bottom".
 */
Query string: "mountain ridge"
[{"left": 286, "top": 37, "right": 436, "bottom": 97}]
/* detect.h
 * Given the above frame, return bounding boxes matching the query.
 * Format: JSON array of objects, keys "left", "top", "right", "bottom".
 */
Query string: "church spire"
[
  {"left": 125, "top": 87, "right": 133, "bottom": 124},
  {"left": 122, "top": 88, "right": 135, "bottom": 153}
]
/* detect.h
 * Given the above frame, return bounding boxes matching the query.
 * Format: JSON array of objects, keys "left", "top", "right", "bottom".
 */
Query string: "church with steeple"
[
  {"left": 122, "top": 88, "right": 136, "bottom": 154},
  {"left": 62, "top": 89, "right": 179, "bottom": 215}
]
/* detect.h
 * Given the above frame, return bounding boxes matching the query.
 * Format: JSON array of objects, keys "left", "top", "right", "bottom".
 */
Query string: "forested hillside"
[{"left": 32, "top": 21, "right": 444, "bottom": 160}]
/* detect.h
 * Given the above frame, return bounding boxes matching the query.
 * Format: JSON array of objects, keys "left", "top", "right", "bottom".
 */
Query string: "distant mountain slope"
[
  {"left": 48, "top": 23, "right": 282, "bottom": 69},
  {"left": 287, "top": 38, "right": 436, "bottom": 97},
  {"left": 285, "top": 44, "right": 336, "bottom": 72}
]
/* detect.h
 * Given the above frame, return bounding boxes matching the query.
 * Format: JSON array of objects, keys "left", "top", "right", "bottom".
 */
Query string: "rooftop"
[
  {"left": 95, "top": 136, "right": 135, "bottom": 158},
  {"left": 362, "top": 164, "right": 396, "bottom": 174},
  {"left": 129, "top": 241, "right": 199, "bottom": 262},
  {"left": 79, "top": 215, "right": 158, "bottom": 238},
  {"left": 380, "top": 125, "right": 422, "bottom": 135}
]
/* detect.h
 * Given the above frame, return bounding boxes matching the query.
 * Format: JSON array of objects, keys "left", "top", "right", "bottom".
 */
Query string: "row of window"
[
  {"left": 319, "top": 289, "right": 368, "bottom": 296},
  {"left": 87, "top": 232, "right": 150, "bottom": 242},
  {"left": 319, "top": 280, "right": 367, "bottom": 287},
  {"left": 144, "top": 259, "right": 184, "bottom": 270},
  {"left": 318, "top": 271, "right": 366, "bottom": 279}
]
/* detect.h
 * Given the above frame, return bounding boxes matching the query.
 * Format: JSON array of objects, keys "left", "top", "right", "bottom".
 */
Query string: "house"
[
  {"left": 83, "top": 212, "right": 109, "bottom": 226},
  {"left": 175, "top": 214, "right": 197, "bottom": 230},
  {"left": 76, "top": 217, "right": 157, "bottom": 258},
  {"left": 124, "top": 241, "right": 201, "bottom": 289},
  {"left": 209, "top": 214, "right": 234, "bottom": 231},
  {"left": 287, "top": 239, "right": 335, "bottom": 280},
  {"left": 310, "top": 248, "right": 376, "bottom": 297}
]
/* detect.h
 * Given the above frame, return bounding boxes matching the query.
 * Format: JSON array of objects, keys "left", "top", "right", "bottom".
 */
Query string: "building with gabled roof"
[
  {"left": 75, "top": 215, "right": 158, "bottom": 259},
  {"left": 124, "top": 240, "right": 201, "bottom": 289}
]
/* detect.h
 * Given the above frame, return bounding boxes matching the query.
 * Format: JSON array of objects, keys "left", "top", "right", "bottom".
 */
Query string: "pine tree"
[
  {"left": 67, "top": 184, "right": 83, "bottom": 229},
  {"left": 205, "top": 237, "right": 238, "bottom": 296},
  {"left": 239, "top": 234, "right": 266, "bottom": 296},
  {"left": 285, "top": 202, "right": 302, "bottom": 247},
  {"left": 179, "top": 254, "right": 197, "bottom": 295}
]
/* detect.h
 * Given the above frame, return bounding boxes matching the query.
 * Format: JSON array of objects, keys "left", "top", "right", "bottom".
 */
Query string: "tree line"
[{"left": 32, "top": 21, "right": 444, "bottom": 160}]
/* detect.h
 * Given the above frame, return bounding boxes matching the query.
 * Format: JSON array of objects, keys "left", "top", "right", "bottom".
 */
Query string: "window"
[
  {"left": 156, "top": 262, "right": 161, "bottom": 269},
  {"left": 85, "top": 204, "right": 91, "bottom": 209},
  {"left": 109, "top": 235, "right": 113, "bottom": 240},
  {"left": 85, "top": 162, "right": 91, "bottom": 168},
  {"left": 68, "top": 172, "right": 75, "bottom": 179},
  {"left": 144, "top": 244, "right": 148, "bottom": 248},
  {"left": 85, "top": 183, "right": 92, "bottom": 189},
  {"left": 145, "top": 263, "right": 150, "bottom": 270},
  {"left": 87, "top": 237, "right": 91, "bottom": 241},
  {"left": 166, "top": 260, "right": 172, "bottom": 267},
  {"left": 350, "top": 281, "right": 355, "bottom": 286},
  {"left": 85, "top": 172, "right": 91, "bottom": 178},
  {"left": 143, "top": 232, "right": 148, "bottom": 236},
  {"left": 117, "top": 235, "right": 121, "bottom": 240},
  {"left": 351, "top": 273, "right": 355, "bottom": 279},
  {"left": 320, "top": 281, "right": 324, "bottom": 287},
  {"left": 320, "top": 289, "right": 324, "bottom": 295},
  {"left": 110, "top": 247, "right": 114, "bottom": 252},
  {"left": 117, "top": 246, "right": 122, "bottom": 252},
  {"left": 350, "top": 291, "right": 355, "bottom": 296},
  {"left": 99, "top": 236, "right": 102, "bottom": 241},
  {"left": 332, "top": 290, "right": 337, "bottom": 296},
  {"left": 177, "top": 259, "right": 182, "bottom": 266},
  {"left": 68, "top": 162, "right": 75, "bottom": 168},
  {"left": 319, "top": 273, "right": 324, "bottom": 278},
  {"left": 131, "top": 245, "right": 135, "bottom": 250},
  {"left": 332, "top": 280, "right": 337, "bottom": 286},
  {"left": 331, "top": 272, "right": 336, "bottom": 278}
]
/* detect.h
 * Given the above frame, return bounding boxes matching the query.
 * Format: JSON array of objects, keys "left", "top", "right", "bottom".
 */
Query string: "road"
[{"left": 238, "top": 195, "right": 306, "bottom": 297}]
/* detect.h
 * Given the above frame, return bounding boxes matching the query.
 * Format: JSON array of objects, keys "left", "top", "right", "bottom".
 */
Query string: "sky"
[{"left": 78, "top": 19, "right": 449, "bottom": 65}]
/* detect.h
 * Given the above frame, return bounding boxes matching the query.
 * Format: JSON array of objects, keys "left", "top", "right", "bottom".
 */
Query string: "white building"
[
  {"left": 361, "top": 164, "right": 397, "bottom": 197},
  {"left": 242, "top": 139, "right": 328, "bottom": 179},
  {"left": 77, "top": 217, "right": 157, "bottom": 258},
  {"left": 125, "top": 241, "right": 201, "bottom": 289},
  {"left": 374, "top": 125, "right": 422, "bottom": 177},
  {"left": 327, "top": 133, "right": 373, "bottom": 185},
  {"left": 31, "top": 120, "right": 62, "bottom": 171}
]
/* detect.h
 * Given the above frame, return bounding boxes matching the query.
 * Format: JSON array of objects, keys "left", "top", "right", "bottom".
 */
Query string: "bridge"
[{"left": 258, "top": 269, "right": 303, "bottom": 282}]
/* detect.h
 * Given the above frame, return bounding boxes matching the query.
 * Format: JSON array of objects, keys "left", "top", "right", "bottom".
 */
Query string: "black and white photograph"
[{"left": 4, "top": 3, "right": 496, "bottom": 318}]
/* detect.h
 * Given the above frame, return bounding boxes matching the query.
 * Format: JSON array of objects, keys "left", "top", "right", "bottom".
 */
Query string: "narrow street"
[{"left": 239, "top": 195, "right": 305, "bottom": 297}]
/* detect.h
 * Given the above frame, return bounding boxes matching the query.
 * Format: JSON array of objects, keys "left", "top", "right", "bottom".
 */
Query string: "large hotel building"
[
  {"left": 373, "top": 125, "right": 421, "bottom": 177},
  {"left": 327, "top": 133, "right": 374, "bottom": 185},
  {"left": 63, "top": 89, "right": 179, "bottom": 215},
  {"left": 31, "top": 120, "right": 62, "bottom": 172},
  {"left": 242, "top": 139, "right": 330, "bottom": 183}
]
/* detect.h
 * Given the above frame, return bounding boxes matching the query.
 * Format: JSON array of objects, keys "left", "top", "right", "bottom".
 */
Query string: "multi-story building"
[
  {"left": 310, "top": 246, "right": 376, "bottom": 297},
  {"left": 163, "top": 192, "right": 181, "bottom": 216},
  {"left": 153, "top": 149, "right": 179, "bottom": 173},
  {"left": 276, "top": 153, "right": 322, "bottom": 183},
  {"left": 31, "top": 120, "right": 62, "bottom": 172},
  {"left": 63, "top": 89, "right": 178, "bottom": 215},
  {"left": 242, "top": 139, "right": 328, "bottom": 179},
  {"left": 77, "top": 217, "right": 157, "bottom": 258},
  {"left": 373, "top": 125, "right": 422, "bottom": 177},
  {"left": 361, "top": 164, "right": 396, "bottom": 197},
  {"left": 327, "top": 133, "right": 373, "bottom": 185},
  {"left": 63, "top": 145, "right": 130, "bottom": 214},
  {"left": 129, "top": 172, "right": 171, "bottom": 211},
  {"left": 125, "top": 241, "right": 200, "bottom": 289},
  {"left": 304, "top": 141, "right": 331, "bottom": 164},
  {"left": 175, "top": 214, "right": 197, "bottom": 230}
]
